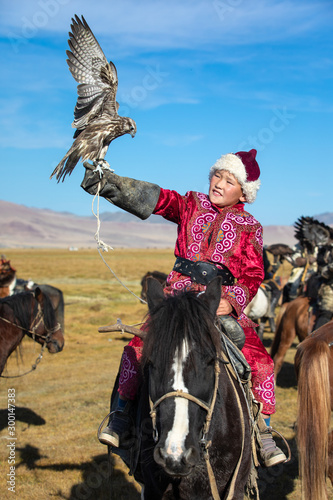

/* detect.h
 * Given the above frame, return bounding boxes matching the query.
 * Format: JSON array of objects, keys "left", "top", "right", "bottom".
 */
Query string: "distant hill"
[{"left": 0, "top": 200, "right": 332, "bottom": 249}]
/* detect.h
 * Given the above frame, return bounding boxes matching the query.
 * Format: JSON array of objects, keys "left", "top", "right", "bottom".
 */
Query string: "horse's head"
[
  {"left": 140, "top": 272, "right": 152, "bottom": 301},
  {"left": 142, "top": 277, "right": 222, "bottom": 477},
  {"left": 33, "top": 288, "right": 64, "bottom": 353}
]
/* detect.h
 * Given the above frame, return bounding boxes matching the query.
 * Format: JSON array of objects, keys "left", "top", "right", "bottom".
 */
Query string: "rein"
[{"left": 0, "top": 301, "right": 61, "bottom": 378}]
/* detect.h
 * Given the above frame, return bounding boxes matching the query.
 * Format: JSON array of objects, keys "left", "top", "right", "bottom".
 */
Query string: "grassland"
[{"left": 0, "top": 248, "right": 332, "bottom": 499}]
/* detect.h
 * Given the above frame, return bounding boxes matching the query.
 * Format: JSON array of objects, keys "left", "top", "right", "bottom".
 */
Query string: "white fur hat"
[{"left": 209, "top": 149, "right": 261, "bottom": 204}]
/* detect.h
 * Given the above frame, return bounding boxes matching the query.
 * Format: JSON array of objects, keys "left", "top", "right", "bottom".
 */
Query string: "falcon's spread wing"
[
  {"left": 51, "top": 15, "right": 136, "bottom": 182},
  {"left": 294, "top": 216, "right": 333, "bottom": 252},
  {"left": 66, "top": 15, "right": 119, "bottom": 135}
]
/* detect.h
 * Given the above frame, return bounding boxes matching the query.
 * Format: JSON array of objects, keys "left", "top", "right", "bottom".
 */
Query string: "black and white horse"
[{"left": 133, "top": 277, "right": 253, "bottom": 499}]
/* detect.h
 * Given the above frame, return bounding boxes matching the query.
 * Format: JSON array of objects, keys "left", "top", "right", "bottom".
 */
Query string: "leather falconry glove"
[{"left": 81, "top": 163, "right": 161, "bottom": 220}]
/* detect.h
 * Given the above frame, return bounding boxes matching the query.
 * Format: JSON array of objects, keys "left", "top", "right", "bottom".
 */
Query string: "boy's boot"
[
  {"left": 252, "top": 399, "right": 288, "bottom": 467},
  {"left": 257, "top": 415, "right": 287, "bottom": 467},
  {"left": 99, "top": 401, "right": 133, "bottom": 448}
]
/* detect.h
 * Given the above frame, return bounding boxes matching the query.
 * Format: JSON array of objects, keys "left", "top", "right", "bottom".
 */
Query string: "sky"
[{"left": 0, "top": 0, "right": 332, "bottom": 226}]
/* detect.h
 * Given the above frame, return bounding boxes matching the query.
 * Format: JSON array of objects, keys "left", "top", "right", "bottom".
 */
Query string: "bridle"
[
  {"left": 149, "top": 359, "right": 224, "bottom": 500},
  {"left": 0, "top": 301, "right": 61, "bottom": 344},
  {"left": 148, "top": 353, "right": 247, "bottom": 500},
  {"left": 0, "top": 298, "right": 61, "bottom": 378},
  {"left": 149, "top": 359, "right": 221, "bottom": 446}
]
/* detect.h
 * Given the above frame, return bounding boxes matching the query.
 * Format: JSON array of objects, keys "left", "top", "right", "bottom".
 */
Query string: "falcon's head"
[{"left": 124, "top": 118, "right": 137, "bottom": 138}]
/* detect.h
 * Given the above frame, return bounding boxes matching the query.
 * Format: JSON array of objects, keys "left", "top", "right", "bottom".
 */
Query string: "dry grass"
[{"left": 0, "top": 248, "right": 331, "bottom": 499}]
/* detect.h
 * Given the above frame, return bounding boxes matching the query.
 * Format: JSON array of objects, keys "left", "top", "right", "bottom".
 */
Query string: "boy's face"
[{"left": 209, "top": 169, "right": 246, "bottom": 208}]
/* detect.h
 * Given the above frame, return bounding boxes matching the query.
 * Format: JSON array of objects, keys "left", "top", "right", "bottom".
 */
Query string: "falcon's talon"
[
  {"left": 93, "top": 164, "right": 104, "bottom": 179},
  {"left": 92, "top": 159, "right": 115, "bottom": 178}
]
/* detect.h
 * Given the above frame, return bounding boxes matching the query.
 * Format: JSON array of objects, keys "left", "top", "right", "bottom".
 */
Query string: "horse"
[
  {"left": 140, "top": 270, "right": 168, "bottom": 302},
  {"left": 132, "top": 277, "right": 253, "bottom": 499},
  {"left": 294, "top": 320, "right": 333, "bottom": 500},
  {"left": 0, "top": 288, "right": 64, "bottom": 375},
  {"left": 270, "top": 295, "right": 312, "bottom": 378},
  {"left": 245, "top": 281, "right": 282, "bottom": 340},
  {"left": 244, "top": 286, "right": 270, "bottom": 340}
]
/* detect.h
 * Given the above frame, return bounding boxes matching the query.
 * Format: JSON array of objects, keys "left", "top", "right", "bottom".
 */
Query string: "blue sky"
[{"left": 0, "top": 0, "right": 332, "bottom": 226}]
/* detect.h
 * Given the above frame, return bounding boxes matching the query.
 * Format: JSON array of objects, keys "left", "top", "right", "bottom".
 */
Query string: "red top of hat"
[{"left": 235, "top": 149, "right": 260, "bottom": 182}]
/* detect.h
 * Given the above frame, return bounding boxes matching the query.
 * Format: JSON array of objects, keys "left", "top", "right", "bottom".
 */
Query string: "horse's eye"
[{"left": 204, "top": 356, "right": 216, "bottom": 366}]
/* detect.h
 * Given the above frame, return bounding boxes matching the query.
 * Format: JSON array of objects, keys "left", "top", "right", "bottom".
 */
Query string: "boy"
[{"left": 81, "top": 149, "right": 287, "bottom": 467}]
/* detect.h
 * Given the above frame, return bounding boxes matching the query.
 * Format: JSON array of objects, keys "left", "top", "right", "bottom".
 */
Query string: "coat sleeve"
[
  {"left": 153, "top": 188, "right": 188, "bottom": 225},
  {"left": 221, "top": 225, "right": 265, "bottom": 318}
]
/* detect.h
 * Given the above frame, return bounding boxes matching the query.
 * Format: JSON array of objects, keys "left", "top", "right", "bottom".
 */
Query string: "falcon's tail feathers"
[{"left": 50, "top": 149, "right": 81, "bottom": 183}]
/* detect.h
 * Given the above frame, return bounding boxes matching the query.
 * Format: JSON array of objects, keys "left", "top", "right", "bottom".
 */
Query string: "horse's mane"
[
  {"left": 142, "top": 291, "right": 220, "bottom": 372},
  {"left": 0, "top": 290, "right": 55, "bottom": 332}
]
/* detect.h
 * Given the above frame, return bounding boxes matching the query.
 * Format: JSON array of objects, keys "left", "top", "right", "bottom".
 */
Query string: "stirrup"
[
  {"left": 266, "top": 426, "right": 291, "bottom": 463},
  {"left": 259, "top": 425, "right": 291, "bottom": 467}
]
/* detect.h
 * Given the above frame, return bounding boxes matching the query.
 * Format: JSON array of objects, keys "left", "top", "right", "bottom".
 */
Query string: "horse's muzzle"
[
  {"left": 154, "top": 444, "right": 199, "bottom": 477},
  {"left": 47, "top": 339, "right": 64, "bottom": 353}
]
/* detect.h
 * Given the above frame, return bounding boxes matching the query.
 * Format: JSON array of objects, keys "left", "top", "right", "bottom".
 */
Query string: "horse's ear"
[
  {"left": 200, "top": 277, "right": 222, "bottom": 317},
  {"left": 34, "top": 286, "right": 43, "bottom": 304},
  {"left": 146, "top": 277, "right": 165, "bottom": 312}
]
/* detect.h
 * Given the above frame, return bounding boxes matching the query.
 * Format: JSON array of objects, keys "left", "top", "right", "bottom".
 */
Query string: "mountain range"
[{"left": 1, "top": 200, "right": 332, "bottom": 249}]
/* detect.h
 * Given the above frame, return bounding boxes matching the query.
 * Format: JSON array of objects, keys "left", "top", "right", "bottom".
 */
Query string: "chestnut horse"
[
  {"left": 0, "top": 288, "right": 64, "bottom": 375},
  {"left": 270, "top": 296, "right": 311, "bottom": 377},
  {"left": 294, "top": 321, "right": 333, "bottom": 500}
]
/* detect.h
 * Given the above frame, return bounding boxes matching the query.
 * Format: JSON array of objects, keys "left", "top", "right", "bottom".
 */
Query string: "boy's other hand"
[{"left": 216, "top": 298, "right": 233, "bottom": 316}]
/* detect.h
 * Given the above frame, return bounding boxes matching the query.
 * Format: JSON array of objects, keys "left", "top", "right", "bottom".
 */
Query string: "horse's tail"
[
  {"left": 270, "top": 302, "right": 287, "bottom": 359},
  {"left": 295, "top": 337, "right": 331, "bottom": 500}
]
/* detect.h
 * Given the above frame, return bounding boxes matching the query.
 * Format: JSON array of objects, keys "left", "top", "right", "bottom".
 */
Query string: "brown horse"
[
  {"left": 270, "top": 296, "right": 312, "bottom": 377},
  {"left": 0, "top": 288, "right": 64, "bottom": 375},
  {"left": 15, "top": 280, "right": 65, "bottom": 333},
  {"left": 294, "top": 321, "right": 333, "bottom": 500}
]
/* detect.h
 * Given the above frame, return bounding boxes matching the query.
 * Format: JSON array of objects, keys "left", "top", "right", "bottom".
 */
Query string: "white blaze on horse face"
[{"left": 165, "top": 340, "right": 190, "bottom": 460}]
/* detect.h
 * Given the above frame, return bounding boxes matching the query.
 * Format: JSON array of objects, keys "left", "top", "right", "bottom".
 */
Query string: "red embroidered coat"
[
  {"left": 153, "top": 189, "right": 265, "bottom": 328},
  {"left": 120, "top": 188, "right": 276, "bottom": 414}
]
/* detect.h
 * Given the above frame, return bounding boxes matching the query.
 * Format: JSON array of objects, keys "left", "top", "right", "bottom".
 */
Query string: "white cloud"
[{"left": 1, "top": 0, "right": 332, "bottom": 51}]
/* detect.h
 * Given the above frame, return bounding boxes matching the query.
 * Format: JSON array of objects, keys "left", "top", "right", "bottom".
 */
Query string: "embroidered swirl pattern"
[
  {"left": 187, "top": 212, "right": 216, "bottom": 260},
  {"left": 226, "top": 212, "right": 259, "bottom": 226},
  {"left": 171, "top": 277, "right": 193, "bottom": 291},
  {"left": 197, "top": 192, "right": 212, "bottom": 210},
  {"left": 211, "top": 220, "right": 236, "bottom": 262},
  {"left": 256, "top": 227, "right": 263, "bottom": 246},
  {"left": 254, "top": 373, "right": 276, "bottom": 406},
  {"left": 224, "top": 285, "right": 247, "bottom": 308},
  {"left": 119, "top": 350, "right": 137, "bottom": 385}
]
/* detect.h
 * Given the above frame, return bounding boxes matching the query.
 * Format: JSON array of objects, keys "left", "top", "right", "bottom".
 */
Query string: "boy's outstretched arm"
[{"left": 80, "top": 163, "right": 161, "bottom": 220}]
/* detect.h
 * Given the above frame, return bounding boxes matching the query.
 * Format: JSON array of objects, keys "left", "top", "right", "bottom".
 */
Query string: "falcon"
[{"left": 50, "top": 15, "right": 137, "bottom": 182}]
